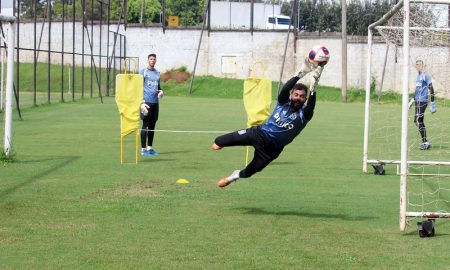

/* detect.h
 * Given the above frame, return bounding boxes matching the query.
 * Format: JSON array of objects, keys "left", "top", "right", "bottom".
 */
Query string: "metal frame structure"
[
  {"left": 0, "top": 14, "right": 16, "bottom": 157},
  {"left": 0, "top": 0, "right": 130, "bottom": 111},
  {"left": 363, "top": 0, "right": 450, "bottom": 231}
]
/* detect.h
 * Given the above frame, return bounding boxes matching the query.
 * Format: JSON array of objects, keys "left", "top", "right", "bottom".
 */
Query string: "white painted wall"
[{"left": 14, "top": 22, "right": 450, "bottom": 96}]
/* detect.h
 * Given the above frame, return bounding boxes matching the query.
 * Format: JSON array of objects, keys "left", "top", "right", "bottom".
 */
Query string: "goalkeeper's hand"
[
  {"left": 309, "top": 66, "right": 324, "bottom": 92},
  {"left": 297, "top": 57, "right": 314, "bottom": 78},
  {"left": 140, "top": 103, "right": 150, "bottom": 116},
  {"left": 430, "top": 101, "right": 436, "bottom": 113},
  {"left": 408, "top": 98, "right": 414, "bottom": 110},
  {"left": 157, "top": 90, "right": 164, "bottom": 99}
]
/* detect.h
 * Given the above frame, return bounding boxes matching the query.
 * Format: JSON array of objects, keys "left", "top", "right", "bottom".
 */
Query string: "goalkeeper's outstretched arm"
[
  {"left": 303, "top": 90, "right": 316, "bottom": 120},
  {"left": 303, "top": 66, "right": 323, "bottom": 120},
  {"left": 278, "top": 76, "right": 300, "bottom": 103}
]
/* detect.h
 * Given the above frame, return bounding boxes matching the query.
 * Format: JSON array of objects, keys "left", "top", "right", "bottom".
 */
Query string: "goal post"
[
  {"left": 1, "top": 14, "right": 16, "bottom": 157},
  {"left": 363, "top": 0, "right": 450, "bottom": 231}
]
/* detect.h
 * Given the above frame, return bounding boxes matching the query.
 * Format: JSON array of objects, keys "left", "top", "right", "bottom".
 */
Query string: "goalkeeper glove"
[
  {"left": 430, "top": 102, "right": 436, "bottom": 113},
  {"left": 141, "top": 103, "right": 150, "bottom": 116},
  {"left": 309, "top": 66, "right": 324, "bottom": 92},
  {"left": 408, "top": 98, "right": 414, "bottom": 110},
  {"left": 157, "top": 90, "right": 164, "bottom": 99},
  {"left": 297, "top": 57, "right": 314, "bottom": 78}
]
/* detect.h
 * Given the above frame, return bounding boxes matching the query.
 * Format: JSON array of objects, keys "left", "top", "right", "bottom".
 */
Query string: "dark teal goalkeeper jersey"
[{"left": 261, "top": 76, "right": 316, "bottom": 147}]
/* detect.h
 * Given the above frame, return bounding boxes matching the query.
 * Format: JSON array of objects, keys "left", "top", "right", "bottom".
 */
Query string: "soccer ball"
[{"left": 308, "top": 45, "right": 330, "bottom": 66}]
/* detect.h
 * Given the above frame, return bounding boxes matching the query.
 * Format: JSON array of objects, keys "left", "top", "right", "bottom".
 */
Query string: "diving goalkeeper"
[{"left": 211, "top": 59, "right": 327, "bottom": 188}]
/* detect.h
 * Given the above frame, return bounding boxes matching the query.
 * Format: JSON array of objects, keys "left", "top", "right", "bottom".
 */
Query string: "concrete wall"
[{"left": 15, "top": 22, "right": 450, "bottom": 95}]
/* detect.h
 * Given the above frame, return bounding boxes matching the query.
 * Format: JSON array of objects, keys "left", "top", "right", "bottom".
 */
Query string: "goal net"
[{"left": 363, "top": 0, "right": 450, "bottom": 230}]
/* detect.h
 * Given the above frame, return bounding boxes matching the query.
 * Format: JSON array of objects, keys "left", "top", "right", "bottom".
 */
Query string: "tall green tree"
[
  {"left": 126, "top": 0, "right": 162, "bottom": 23},
  {"left": 18, "top": 0, "right": 47, "bottom": 19},
  {"left": 165, "top": 0, "right": 206, "bottom": 27}
]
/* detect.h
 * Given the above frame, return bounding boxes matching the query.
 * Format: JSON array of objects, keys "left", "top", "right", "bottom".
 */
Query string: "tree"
[
  {"left": 165, "top": 0, "right": 206, "bottom": 27},
  {"left": 18, "top": 0, "right": 47, "bottom": 19}
]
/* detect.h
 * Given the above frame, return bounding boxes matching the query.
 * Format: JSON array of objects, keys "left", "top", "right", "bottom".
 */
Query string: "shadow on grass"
[
  {"left": 235, "top": 207, "right": 376, "bottom": 221},
  {"left": 0, "top": 156, "right": 80, "bottom": 199}
]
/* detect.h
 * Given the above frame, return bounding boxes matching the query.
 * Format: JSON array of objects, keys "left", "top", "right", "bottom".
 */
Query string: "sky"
[
  {"left": 1, "top": 0, "right": 14, "bottom": 16},
  {"left": 1, "top": 0, "right": 14, "bottom": 8}
]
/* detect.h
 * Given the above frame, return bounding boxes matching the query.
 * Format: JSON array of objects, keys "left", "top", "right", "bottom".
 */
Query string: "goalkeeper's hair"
[
  {"left": 148, "top": 53, "right": 157, "bottom": 59},
  {"left": 292, "top": 83, "right": 308, "bottom": 94}
]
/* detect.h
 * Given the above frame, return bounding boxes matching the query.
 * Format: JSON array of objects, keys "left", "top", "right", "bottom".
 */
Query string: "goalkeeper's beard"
[{"left": 291, "top": 99, "right": 304, "bottom": 111}]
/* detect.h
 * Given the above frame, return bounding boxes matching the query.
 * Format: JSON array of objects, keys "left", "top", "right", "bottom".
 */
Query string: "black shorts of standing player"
[
  {"left": 214, "top": 126, "right": 283, "bottom": 178},
  {"left": 414, "top": 101, "right": 428, "bottom": 144},
  {"left": 140, "top": 102, "right": 159, "bottom": 149}
]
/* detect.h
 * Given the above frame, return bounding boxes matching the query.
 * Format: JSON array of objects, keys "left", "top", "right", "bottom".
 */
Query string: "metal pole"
[
  {"left": 47, "top": 0, "right": 51, "bottom": 103},
  {"left": 277, "top": 25, "right": 291, "bottom": 93},
  {"left": 90, "top": 0, "right": 94, "bottom": 97},
  {"left": 293, "top": 0, "right": 298, "bottom": 53},
  {"left": 99, "top": 1, "right": 103, "bottom": 97},
  {"left": 33, "top": 0, "right": 37, "bottom": 105},
  {"left": 72, "top": 0, "right": 75, "bottom": 101},
  {"left": 378, "top": 45, "right": 389, "bottom": 103},
  {"left": 363, "top": 28, "right": 372, "bottom": 173},
  {"left": 82, "top": 0, "right": 86, "bottom": 98},
  {"left": 250, "top": 0, "right": 254, "bottom": 35},
  {"left": 3, "top": 16, "right": 16, "bottom": 157},
  {"left": 277, "top": 2, "right": 295, "bottom": 93},
  {"left": 61, "top": 0, "right": 65, "bottom": 101},
  {"left": 15, "top": 0, "right": 19, "bottom": 107},
  {"left": 1, "top": 43, "right": 4, "bottom": 111},
  {"left": 140, "top": 0, "right": 144, "bottom": 24},
  {"left": 106, "top": 0, "right": 111, "bottom": 95},
  {"left": 188, "top": 0, "right": 210, "bottom": 95},
  {"left": 113, "top": 33, "right": 117, "bottom": 95},
  {"left": 400, "top": 0, "right": 410, "bottom": 232},
  {"left": 162, "top": 0, "right": 166, "bottom": 33},
  {"left": 341, "top": 0, "right": 347, "bottom": 102},
  {"left": 228, "top": 1, "right": 231, "bottom": 29}
]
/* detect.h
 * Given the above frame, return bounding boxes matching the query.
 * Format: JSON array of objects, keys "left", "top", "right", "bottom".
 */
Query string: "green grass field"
[{"left": 1, "top": 93, "right": 450, "bottom": 269}]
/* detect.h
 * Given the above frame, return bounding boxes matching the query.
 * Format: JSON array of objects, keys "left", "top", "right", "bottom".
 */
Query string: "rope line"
[{"left": 139, "top": 128, "right": 231, "bottom": 134}]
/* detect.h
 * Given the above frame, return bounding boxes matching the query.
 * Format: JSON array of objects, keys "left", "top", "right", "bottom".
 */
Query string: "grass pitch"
[{"left": 1, "top": 96, "right": 450, "bottom": 269}]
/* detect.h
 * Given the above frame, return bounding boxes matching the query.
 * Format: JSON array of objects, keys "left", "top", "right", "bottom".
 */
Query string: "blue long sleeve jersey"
[
  {"left": 140, "top": 68, "right": 161, "bottom": 103},
  {"left": 414, "top": 71, "right": 432, "bottom": 103},
  {"left": 260, "top": 76, "right": 316, "bottom": 147}
]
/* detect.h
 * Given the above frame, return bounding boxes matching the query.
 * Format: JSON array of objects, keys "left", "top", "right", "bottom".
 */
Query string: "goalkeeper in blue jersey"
[
  {"left": 140, "top": 53, "right": 164, "bottom": 157},
  {"left": 409, "top": 60, "right": 436, "bottom": 150},
  {"left": 211, "top": 63, "right": 325, "bottom": 188}
]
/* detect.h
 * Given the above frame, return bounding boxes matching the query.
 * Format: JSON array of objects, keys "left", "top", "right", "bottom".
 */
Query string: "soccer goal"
[
  {"left": 1, "top": 14, "right": 16, "bottom": 157},
  {"left": 363, "top": 0, "right": 450, "bottom": 231}
]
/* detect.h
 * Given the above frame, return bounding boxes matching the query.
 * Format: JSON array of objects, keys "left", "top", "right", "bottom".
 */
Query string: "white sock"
[
  {"left": 141, "top": 148, "right": 146, "bottom": 152},
  {"left": 227, "top": 170, "right": 241, "bottom": 182},
  {"left": 146, "top": 146, "right": 153, "bottom": 150}
]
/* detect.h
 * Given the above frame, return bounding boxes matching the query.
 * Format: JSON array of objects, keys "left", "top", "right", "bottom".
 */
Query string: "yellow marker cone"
[{"left": 176, "top": 178, "right": 190, "bottom": 184}]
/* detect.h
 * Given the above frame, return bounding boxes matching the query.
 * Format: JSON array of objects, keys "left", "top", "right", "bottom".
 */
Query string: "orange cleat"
[
  {"left": 217, "top": 177, "right": 230, "bottom": 188},
  {"left": 211, "top": 143, "right": 223, "bottom": 150}
]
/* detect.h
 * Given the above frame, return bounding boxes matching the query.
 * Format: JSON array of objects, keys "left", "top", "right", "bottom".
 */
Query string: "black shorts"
[
  {"left": 215, "top": 126, "right": 283, "bottom": 178},
  {"left": 141, "top": 102, "right": 159, "bottom": 121}
]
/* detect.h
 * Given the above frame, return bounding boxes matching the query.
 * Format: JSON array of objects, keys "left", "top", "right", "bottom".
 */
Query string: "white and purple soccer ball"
[{"left": 308, "top": 45, "right": 330, "bottom": 66}]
